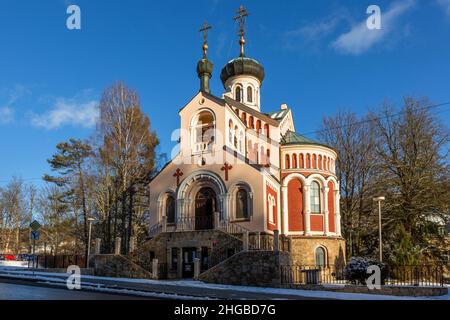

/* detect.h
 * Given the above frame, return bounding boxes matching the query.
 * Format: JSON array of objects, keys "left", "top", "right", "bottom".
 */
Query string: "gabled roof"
[
  {"left": 223, "top": 96, "right": 280, "bottom": 127},
  {"left": 267, "top": 108, "right": 290, "bottom": 120},
  {"left": 281, "top": 130, "right": 332, "bottom": 149},
  {"left": 178, "top": 91, "right": 282, "bottom": 127}
]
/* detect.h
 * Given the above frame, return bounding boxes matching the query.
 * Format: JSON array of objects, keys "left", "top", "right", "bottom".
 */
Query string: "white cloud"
[
  {"left": 31, "top": 97, "right": 99, "bottom": 130},
  {"left": 332, "top": 0, "right": 415, "bottom": 55},
  {"left": 437, "top": 0, "right": 450, "bottom": 16},
  {"left": 287, "top": 15, "right": 343, "bottom": 41},
  {"left": 0, "top": 106, "right": 14, "bottom": 124},
  {"left": 283, "top": 11, "right": 350, "bottom": 50}
]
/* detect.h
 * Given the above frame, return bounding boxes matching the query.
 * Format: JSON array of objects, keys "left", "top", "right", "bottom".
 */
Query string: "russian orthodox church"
[{"left": 146, "top": 7, "right": 345, "bottom": 279}]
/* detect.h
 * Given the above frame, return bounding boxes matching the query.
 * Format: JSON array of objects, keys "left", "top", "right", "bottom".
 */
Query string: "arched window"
[
  {"left": 315, "top": 247, "right": 326, "bottom": 268},
  {"left": 236, "top": 189, "right": 249, "bottom": 219},
  {"left": 292, "top": 154, "right": 298, "bottom": 169},
  {"left": 247, "top": 86, "right": 253, "bottom": 103},
  {"left": 166, "top": 195, "right": 175, "bottom": 224},
  {"left": 234, "top": 126, "right": 239, "bottom": 148},
  {"left": 310, "top": 181, "right": 321, "bottom": 213},
  {"left": 285, "top": 154, "right": 290, "bottom": 169},
  {"left": 228, "top": 120, "right": 233, "bottom": 144},
  {"left": 235, "top": 86, "right": 242, "bottom": 102},
  {"left": 241, "top": 112, "right": 247, "bottom": 125},
  {"left": 299, "top": 153, "right": 304, "bottom": 168},
  {"left": 264, "top": 124, "right": 270, "bottom": 138},
  {"left": 318, "top": 155, "right": 322, "bottom": 170},
  {"left": 306, "top": 154, "right": 311, "bottom": 169},
  {"left": 312, "top": 154, "right": 317, "bottom": 169},
  {"left": 193, "top": 110, "right": 215, "bottom": 152},
  {"left": 249, "top": 116, "right": 254, "bottom": 129},
  {"left": 256, "top": 120, "right": 262, "bottom": 134}
]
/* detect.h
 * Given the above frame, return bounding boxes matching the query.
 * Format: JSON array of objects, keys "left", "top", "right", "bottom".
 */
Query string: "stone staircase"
[{"left": 130, "top": 218, "right": 290, "bottom": 279}]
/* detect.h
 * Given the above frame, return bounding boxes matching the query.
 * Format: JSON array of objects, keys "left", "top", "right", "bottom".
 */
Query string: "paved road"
[
  {"left": 0, "top": 279, "right": 150, "bottom": 300},
  {"left": 0, "top": 271, "right": 326, "bottom": 300}
]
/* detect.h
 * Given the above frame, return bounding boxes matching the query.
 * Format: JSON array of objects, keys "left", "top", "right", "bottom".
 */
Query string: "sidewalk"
[{"left": 0, "top": 267, "right": 448, "bottom": 300}]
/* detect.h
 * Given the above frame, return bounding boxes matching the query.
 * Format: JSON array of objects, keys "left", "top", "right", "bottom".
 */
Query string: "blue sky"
[{"left": 1, "top": 0, "right": 450, "bottom": 187}]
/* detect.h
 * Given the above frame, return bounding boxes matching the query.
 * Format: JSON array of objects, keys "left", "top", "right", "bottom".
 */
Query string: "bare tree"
[
  {"left": 320, "top": 111, "right": 378, "bottom": 257},
  {"left": 97, "top": 82, "right": 159, "bottom": 253}
]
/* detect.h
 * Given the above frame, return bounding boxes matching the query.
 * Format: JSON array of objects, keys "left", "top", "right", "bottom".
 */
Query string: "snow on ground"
[
  {"left": 0, "top": 261, "right": 28, "bottom": 268},
  {"left": 0, "top": 268, "right": 448, "bottom": 300}
]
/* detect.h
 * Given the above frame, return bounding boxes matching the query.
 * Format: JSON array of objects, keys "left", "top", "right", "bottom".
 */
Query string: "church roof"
[
  {"left": 267, "top": 108, "right": 290, "bottom": 120},
  {"left": 223, "top": 96, "right": 280, "bottom": 126},
  {"left": 281, "top": 130, "right": 332, "bottom": 149},
  {"left": 220, "top": 56, "right": 265, "bottom": 88}
]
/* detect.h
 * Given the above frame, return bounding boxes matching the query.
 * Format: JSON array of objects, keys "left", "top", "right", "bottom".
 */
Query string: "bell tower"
[{"left": 220, "top": 5, "right": 265, "bottom": 111}]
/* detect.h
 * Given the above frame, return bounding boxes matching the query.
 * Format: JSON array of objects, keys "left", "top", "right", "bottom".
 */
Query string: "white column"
[
  {"left": 282, "top": 186, "right": 289, "bottom": 234},
  {"left": 176, "top": 199, "right": 185, "bottom": 230},
  {"left": 323, "top": 186, "right": 330, "bottom": 236},
  {"left": 222, "top": 193, "right": 230, "bottom": 221},
  {"left": 335, "top": 190, "right": 342, "bottom": 236},
  {"left": 152, "top": 258, "right": 159, "bottom": 279},
  {"left": 303, "top": 185, "right": 311, "bottom": 235}
]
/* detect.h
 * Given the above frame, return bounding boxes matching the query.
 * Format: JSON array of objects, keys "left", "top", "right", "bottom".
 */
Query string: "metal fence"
[
  {"left": 32, "top": 255, "right": 86, "bottom": 269},
  {"left": 280, "top": 264, "right": 445, "bottom": 287}
]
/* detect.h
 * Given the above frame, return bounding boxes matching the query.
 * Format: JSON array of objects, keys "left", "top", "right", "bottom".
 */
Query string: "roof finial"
[
  {"left": 233, "top": 5, "right": 249, "bottom": 57},
  {"left": 199, "top": 20, "right": 212, "bottom": 58}
]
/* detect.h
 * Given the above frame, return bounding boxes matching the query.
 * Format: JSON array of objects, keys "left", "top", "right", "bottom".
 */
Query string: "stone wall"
[
  {"left": 290, "top": 236, "right": 346, "bottom": 266},
  {"left": 198, "top": 250, "right": 291, "bottom": 286},
  {"left": 129, "top": 230, "right": 241, "bottom": 274},
  {"left": 91, "top": 254, "right": 153, "bottom": 279},
  {"left": 280, "top": 283, "right": 448, "bottom": 297}
]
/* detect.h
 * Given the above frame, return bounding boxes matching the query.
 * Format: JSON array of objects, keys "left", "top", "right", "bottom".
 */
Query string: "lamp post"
[
  {"left": 373, "top": 196, "right": 385, "bottom": 262},
  {"left": 86, "top": 217, "right": 96, "bottom": 268}
]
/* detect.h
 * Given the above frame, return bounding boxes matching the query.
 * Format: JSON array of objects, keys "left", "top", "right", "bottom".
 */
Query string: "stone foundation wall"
[
  {"left": 198, "top": 251, "right": 291, "bottom": 286},
  {"left": 129, "top": 230, "right": 240, "bottom": 273},
  {"left": 290, "top": 236, "right": 346, "bottom": 266},
  {"left": 91, "top": 254, "right": 153, "bottom": 279},
  {"left": 280, "top": 283, "right": 448, "bottom": 297}
]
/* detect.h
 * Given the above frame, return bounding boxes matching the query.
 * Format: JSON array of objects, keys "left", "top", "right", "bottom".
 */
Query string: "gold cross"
[{"left": 233, "top": 5, "right": 249, "bottom": 38}]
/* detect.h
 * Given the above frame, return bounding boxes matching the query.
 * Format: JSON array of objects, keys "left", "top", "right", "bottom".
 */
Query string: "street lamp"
[
  {"left": 86, "top": 217, "right": 96, "bottom": 268},
  {"left": 373, "top": 196, "right": 385, "bottom": 262}
]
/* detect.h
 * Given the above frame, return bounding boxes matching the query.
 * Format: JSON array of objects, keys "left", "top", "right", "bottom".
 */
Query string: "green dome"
[
  {"left": 220, "top": 56, "right": 265, "bottom": 87},
  {"left": 197, "top": 58, "right": 213, "bottom": 77}
]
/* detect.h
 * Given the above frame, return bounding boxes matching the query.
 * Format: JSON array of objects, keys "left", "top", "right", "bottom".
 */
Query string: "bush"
[{"left": 344, "top": 257, "right": 388, "bottom": 285}]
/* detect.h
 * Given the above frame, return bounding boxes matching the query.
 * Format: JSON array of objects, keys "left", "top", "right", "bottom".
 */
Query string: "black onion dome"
[
  {"left": 197, "top": 58, "right": 213, "bottom": 77},
  {"left": 220, "top": 56, "right": 265, "bottom": 87}
]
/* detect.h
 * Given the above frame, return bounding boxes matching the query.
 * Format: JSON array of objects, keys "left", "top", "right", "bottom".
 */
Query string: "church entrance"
[{"left": 195, "top": 187, "right": 216, "bottom": 230}]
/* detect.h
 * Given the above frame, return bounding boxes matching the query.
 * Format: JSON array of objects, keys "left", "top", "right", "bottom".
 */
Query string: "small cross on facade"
[
  {"left": 221, "top": 162, "right": 233, "bottom": 181},
  {"left": 173, "top": 168, "right": 184, "bottom": 186}
]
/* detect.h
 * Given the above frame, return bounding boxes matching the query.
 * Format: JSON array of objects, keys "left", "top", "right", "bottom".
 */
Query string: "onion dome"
[
  {"left": 220, "top": 56, "right": 265, "bottom": 88},
  {"left": 197, "top": 23, "right": 214, "bottom": 94}
]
